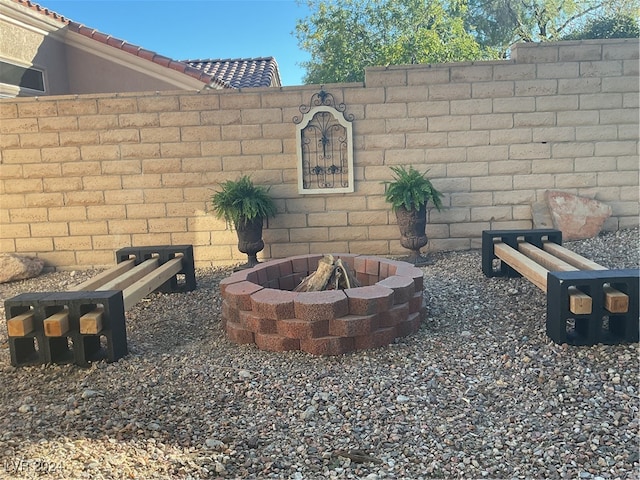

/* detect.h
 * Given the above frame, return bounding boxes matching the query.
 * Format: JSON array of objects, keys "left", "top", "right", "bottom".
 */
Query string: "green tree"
[
  {"left": 562, "top": 12, "right": 639, "bottom": 39},
  {"left": 465, "top": 0, "right": 639, "bottom": 55},
  {"left": 295, "top": 0, "right": 494, "bottom": 84}
]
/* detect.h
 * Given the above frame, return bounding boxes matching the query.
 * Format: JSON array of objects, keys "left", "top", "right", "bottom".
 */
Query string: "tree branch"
[{"left": 557, "top": 3, "right": 605, "bottom": 35}]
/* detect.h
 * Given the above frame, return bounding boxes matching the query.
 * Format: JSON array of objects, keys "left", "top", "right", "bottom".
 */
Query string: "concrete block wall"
[{"left": 0, "top": 39, "right": 638, "bottom": 269}]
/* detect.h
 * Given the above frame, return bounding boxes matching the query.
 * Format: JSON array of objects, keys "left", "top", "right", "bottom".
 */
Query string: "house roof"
[
  {"left": 185, "top": 58, "right": 282, "bottom": 88},
  {"left": 9, "top": 0, "right": 233, "bottom": 88}
]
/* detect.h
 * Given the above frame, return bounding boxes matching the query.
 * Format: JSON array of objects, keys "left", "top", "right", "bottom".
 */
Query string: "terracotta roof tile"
[
  {"left": 12, "top": 0, "right": 70, "bottom": 22},
  {"left": 169, "top": 60, "right": 187, "bottom": 72},
  {"left": 106, "top": 36, "right": 125, "bottom": 49},
  {"left": 151, "top": 54, "right": 171, "bottom": 68},
  {"left": 91, "top": 31, "right": 109, "bottom": 44},
  {"left": 121, "top": 43, "right": 141, "bottom": 56},
  {"left": 10, "top": 0, "right": 231, "bottom": 89},
  {"left": 137, "top": 48, "right": 156, "bottom": 62},
  {"left": 185, "top": 58, "right": 282, "bottom": 88}
]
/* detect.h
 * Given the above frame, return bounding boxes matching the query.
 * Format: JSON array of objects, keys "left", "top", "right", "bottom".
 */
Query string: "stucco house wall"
[
  {"left": 0, "top": 11, "right": 70, "bottom": 96},
  {"left": 0, "top": 0, "right": 207, "bottom": 97},
  {"left": 63, "top": 44, "right": 202, "bottom": 95}
]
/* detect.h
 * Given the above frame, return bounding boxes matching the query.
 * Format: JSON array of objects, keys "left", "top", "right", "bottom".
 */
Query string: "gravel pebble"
[{"left": 0, "top": 228, "right": 638, "bottom": 479}]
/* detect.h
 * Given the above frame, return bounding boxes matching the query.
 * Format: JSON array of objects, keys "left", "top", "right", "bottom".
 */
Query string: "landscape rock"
[
  {"left": 545, "top": 190, "right": 612, "bottom": 241},
  {"left": 0, "top": 253, "right": 44, "bottom": 283},
  {"left": 530, "top": 202, "right": 554, "bottom": 229}
]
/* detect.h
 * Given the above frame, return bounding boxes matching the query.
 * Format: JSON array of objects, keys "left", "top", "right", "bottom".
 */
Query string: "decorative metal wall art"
[{"left": 293, "top": 87, "right": 354, "bottom": 194}]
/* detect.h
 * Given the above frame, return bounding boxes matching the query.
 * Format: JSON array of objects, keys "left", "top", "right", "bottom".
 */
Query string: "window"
[{"left": 0, "top": 60, "right": 45, "bottom": 93}]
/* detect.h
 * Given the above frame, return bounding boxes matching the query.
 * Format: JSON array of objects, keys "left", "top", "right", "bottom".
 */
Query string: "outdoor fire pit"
[{"left": 219, "top": 254, "right": 426, "bottom": 355}]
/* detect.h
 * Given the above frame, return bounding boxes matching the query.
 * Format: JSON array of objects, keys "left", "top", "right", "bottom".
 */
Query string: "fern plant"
[
  {"left": 210, "top": 175, "right": 277, "bottom": 229},
  {"left": 383, "top": 166, "right": 443, "bottom": 212}
]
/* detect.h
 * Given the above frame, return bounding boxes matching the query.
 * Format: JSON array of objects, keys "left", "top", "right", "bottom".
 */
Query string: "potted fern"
[
  {"left": 211, "top": 175, "right": 277, "bottom": 269},
  {"left": 383, "top": 166, "right": 443, "bottom": 266}
]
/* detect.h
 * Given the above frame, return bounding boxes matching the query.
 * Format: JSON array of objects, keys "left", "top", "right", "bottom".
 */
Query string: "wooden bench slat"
[
  {"left": 542, "top": 242, "right": 606, "bottom": 270},
  {"left": 122, "top": 257, "right": 183, "bottom": 311},
  {"left": 68, "top": 259, "right": 136, "bottom": 291},
  {"left": 494, "top": 242, "right": 549, "bottom": 291},
  {"left": 44, "top": 311, "right": 69, "bottom": 337},
  {"left": 495, "top": 242, "right": 592, "bottom": 315},
  {"left": 97, "top": 258, "right": 159, "bottom": 291},
  {"left": 80, "top": 308, "right": 104, "bottom": 335},
  {"left": 567, "top": 288, "right": 594, "bottom": 315},
  {"left": 7, "top": 312, "right": 34, "bottom": 337},
  {"left": 603, "top": 285, "right": 629, "bottom": 314},
  {"left": 518, "top": 242, "right": 579, "bottom": 272}
]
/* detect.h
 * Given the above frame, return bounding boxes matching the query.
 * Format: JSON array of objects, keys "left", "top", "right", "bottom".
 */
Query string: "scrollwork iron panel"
[
  {"left": 301, "top": 111, "right": 349, "bottom": 189},
  {"left": 294, "top": 87, "right": 354, "bottom": 194}
]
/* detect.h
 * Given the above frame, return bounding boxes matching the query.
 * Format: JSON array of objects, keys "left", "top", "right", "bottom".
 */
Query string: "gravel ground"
[{"left": 0, "top": 228, "right": 638, "bottom": 480}]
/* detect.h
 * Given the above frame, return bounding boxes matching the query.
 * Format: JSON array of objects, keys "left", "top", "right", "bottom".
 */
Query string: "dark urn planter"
[
  {"left": 395, "top": 205, "right": 432, "bottom": 266},
  {"left": 236, "top": 217, "right": 265, "bottom": 269}
]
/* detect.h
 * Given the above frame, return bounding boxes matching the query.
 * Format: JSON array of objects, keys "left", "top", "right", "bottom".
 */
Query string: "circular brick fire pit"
[{"left": 219, "top": 254, "right": 426, "bottom": 355}]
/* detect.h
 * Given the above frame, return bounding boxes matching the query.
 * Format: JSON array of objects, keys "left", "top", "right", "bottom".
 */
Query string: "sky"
[{"left": 41, "top": 0, "right": 312, "bottom": 86}]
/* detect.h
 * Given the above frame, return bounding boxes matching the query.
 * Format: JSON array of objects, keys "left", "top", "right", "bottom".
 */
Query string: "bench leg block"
[
  {"left": 116, "top": 245, "right": 196, "bottom": 293},
  {"left": 5, "top": 291, "right": 127, "bottom": 367},
  {"left": 5, "top": 293, "right": 51, "bottom": 367},
  {"left": 8, "top": 337, "right": 46, "bottom": 366},
  {"left": 547, "top": 269, "right": 639, "bottom": 346},
  {"left": 482, "top": 229, "right": 562, "bottom": 278}
]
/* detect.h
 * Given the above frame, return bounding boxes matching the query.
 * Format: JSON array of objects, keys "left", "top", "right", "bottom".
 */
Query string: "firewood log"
[
  {"left": 294, "top": 255, "right": 361, "bottom": 292},
  {"left": 294, "top": 254, "right": 336, "bottom": 292}
]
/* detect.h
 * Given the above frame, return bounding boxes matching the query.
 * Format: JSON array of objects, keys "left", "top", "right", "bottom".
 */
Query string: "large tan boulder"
[
  {"left": 0, "top": 253, "right": 45, "bottom": 283},
  {"left": 545, "top": 190, "right": 612, "bottom": 241}
]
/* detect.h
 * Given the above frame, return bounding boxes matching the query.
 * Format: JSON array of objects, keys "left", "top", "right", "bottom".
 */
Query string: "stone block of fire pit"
[
  {"left": 377, "top": 275, "right": 415, "bottom": 305},
  {"left": 224, "top": 281, "right": 264, "bottom": 311},
  {"left": 277, "top": 318, "right": 330, "bottom": 339},
  {"left": 226, "top": 321, "right": 255, "bottom": 344},
  {"left": 344, "top": 285, "right": 394, "bottom": 315},
  {"left": 294, "top": 291, "right": 349, "bottom": 321},
  {"left": 255, "top": 333, "right": 300, "bottom": 352},
  {"left": 300, "top": 336, "right": 355, "bottom": 355},
  {"left": 329, "top": 314, "right": 378, "bottom": 337},
  {"left": 250, "top": 289, "right": 297, "bottom": 319},
  {"left": 240, "top": 311, "right": 277, "bottom": 334}
]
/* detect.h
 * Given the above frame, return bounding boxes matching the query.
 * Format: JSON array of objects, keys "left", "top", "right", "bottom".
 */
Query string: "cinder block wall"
[{"left": 0, "top": 39, "right": 638, "bottom": 269}]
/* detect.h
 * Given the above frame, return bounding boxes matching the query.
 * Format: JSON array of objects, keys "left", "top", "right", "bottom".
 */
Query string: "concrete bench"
[
  {"left": 5, "top": 245, "right": 196, "bottom": 367},
  {"left": 482, "top": 229, "right": 638, "bottom": 346}
]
